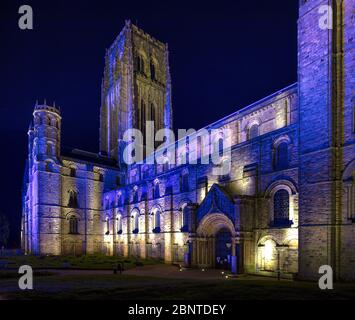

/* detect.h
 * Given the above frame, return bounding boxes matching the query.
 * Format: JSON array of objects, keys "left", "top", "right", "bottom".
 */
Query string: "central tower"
[{"left": 99, "top": 20, "right": 173, "bottom": 163}]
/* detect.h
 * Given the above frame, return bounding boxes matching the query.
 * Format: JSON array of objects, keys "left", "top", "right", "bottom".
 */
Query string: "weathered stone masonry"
[{"left": 22, "top": 1, "right": 355, "bottom": 280}]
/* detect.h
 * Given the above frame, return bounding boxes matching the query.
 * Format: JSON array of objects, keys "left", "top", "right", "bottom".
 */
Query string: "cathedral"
[{"left": 22, "top": 0, "right": 355, "bottom": 280}]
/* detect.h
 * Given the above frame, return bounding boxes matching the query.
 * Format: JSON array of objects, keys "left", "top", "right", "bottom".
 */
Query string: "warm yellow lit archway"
[
  {"left": 196, "top": 213, "right": 236, "bottom": 237},
  {"left": 194, "top": 213, "right": 236, "bottom": 269}
]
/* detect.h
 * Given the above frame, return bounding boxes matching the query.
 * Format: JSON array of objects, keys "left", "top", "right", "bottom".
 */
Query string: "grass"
[
  {"left": 1, "top": 255, "right": 355, "bottom": 300},
  {"left": 0, "top": 254, "right": 162, "bottom": 270},
  {"left": 0, "top": 270, "right": 55, "bottom": 279},
  {"left": 1, "top": 273, "right": 355, "bottom": 300}
]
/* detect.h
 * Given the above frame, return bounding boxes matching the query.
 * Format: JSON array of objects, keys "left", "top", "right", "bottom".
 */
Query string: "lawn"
[
  {"left": 1, "top": 272, "right": 355, "bottom": 300},
  {"left": 0, "top": 254, "right": 161, "bottom": 270},
  {"left": 1, "top": 255, "right": 355, "bottom": 300}
]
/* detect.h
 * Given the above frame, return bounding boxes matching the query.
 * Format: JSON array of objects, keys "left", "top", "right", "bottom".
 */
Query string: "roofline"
[
  {"left": 108, "top": 20, "right": 166, "bottom": 54},
  {"left": 206, "top": 82, "right": 298, "bottom": 130},
  {"left": 143, "top": 83, "right": 298, "bottom": 161},
  {"left": 60, "top": 155, "right": 119, "bottom": 170}
]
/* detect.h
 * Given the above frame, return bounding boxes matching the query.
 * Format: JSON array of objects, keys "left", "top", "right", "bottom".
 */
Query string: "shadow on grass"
[
  {"left": 2, "top": 273, "right": 355, "bottom": 300},
  {"left": 0, "top": 254, "right": 162, "bottom": 270}
]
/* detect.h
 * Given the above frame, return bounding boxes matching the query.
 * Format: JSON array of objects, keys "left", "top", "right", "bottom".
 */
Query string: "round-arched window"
[
  {"left": 273, "top": 189, "right": 290, "bottom": 226},
  {"left": 69, "top": 216, "right": 79, "bottom": 234},
  {"left": 275, "top": 142, "right": 289, "bottom": 170},
  {"left": 248, "top": 124, "right": 259, "bottom": 140},
  {"left": 152, "top": 209, "right": 161, "bottom": 233}
]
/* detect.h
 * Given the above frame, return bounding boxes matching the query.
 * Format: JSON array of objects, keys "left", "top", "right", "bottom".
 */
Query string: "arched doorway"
[
  {"left": 215, "top": 228, "right": 232, "bottom": 270},
  {"left": 194, "top": 213, "right": 238, "bottom": 272}
]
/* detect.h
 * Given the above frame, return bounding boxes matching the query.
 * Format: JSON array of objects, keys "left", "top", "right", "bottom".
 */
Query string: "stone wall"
[
  {"left": 22, "top": 3, "right": 355, "bottom": 280},
  {"left": 298, "top": 0, "right": 355, "bottom": 281}
]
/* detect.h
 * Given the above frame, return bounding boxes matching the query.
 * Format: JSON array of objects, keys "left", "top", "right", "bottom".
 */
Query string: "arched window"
[
  {"left": 180, "top": 204, "right": 189, "bottom": 232},
  {"left": 117, "top": 194, "right": 123, "bottom": 207},
  {"left": 68, "top": 191, "right": 78, "bottom": 208},
  {"left": 70, "top": 167, "right": 76, "bottom": 177},
  {"left": 219, "top": 158, "right": 231, "bottom": 181},
  {"left": 165, "top": 184, "right": 172, "bottom": 195},
  {"left": 133, "top": 189, "right": 139, "bottom": 203},
  {"left": 136, "top": 56, "right": 141, "bottom": 71},
  {"left": 116, "top": 214, "right": 122, "bottom": 234},
  {"left": 150, "top": 103, "right": 156, "bottom": 124},
  {"left": 69, "top": 216, "right": 79, "bottom": 234},
  {"left": 178, "top": 210, "right": 184, "bottom": 230},
  {"left": 141, "top": 185, "right": 148, "bottom": 200},
  {"left": 163, "top": 160, "right": 169, "bottom": 172},
  {"left": 150, "top": 61, "right": 156, "bottom": 81},
  {"left": 180, "top": 174, "right": 189, "bottom": 192},
  {"left": 105, "top": 217, "right": 110, "bottom": 235},
  {"left": 136, "top": 55, "right": 145, "bottom": 73},
  {"left": 275, "top": 142, "right": 289, "bottom": 170},
  {"left": 153, "top": 209, "right": 161, "bottom": 233},
  {"left": 218, "top": 138, "right": 224, "bottom": 157},
  {"left": 132, "top": 211, "right": 139, "bottom": 234},
  {"left": 248, "top": 124, "right": 259, "bottom": 140},
  {"left": 140, "top": 57, "right": 145, "bottom": 74},
  {"left": 273, "top": 190, "right": 290, "bottom": 226},
  {"left": 154, "top": 183, "right": 160, "bottom": 199}
]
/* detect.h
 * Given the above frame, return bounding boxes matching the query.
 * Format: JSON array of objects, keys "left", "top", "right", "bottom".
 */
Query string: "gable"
[{"left": 196, "top": 184, "right": 235, "bottom": 225}]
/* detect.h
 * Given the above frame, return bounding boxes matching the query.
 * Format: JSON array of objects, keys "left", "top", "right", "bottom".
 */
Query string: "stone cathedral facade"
[{"left": 22, "top": 0, "right": 355, "bottom": 280}]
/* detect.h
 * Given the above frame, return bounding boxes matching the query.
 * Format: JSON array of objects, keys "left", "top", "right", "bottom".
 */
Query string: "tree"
[{"left": 0, "top": 213, "right": 10, "bottom": 248}]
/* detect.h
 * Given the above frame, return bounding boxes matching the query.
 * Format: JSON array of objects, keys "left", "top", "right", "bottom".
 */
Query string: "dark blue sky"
[{"left": 0, "top": 0, "right": 298, "bottom": 246}]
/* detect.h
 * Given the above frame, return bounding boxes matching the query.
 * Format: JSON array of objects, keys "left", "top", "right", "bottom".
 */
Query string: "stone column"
[
  {"left": 125, "top": 204, "right": 131, "bottom": 257},
  {"left": 191, "top": 236, "right": 198, "bottom": 267},
  {"left": 187, "top": 204, "right": 198, "bottom": 233},
  {"left": 212, "top": 237, "right": 216, "bottom": 268},
  {"left": 164, "top": 195, "right": 174, "bottom": 263},
  {"left": 140, "top": 206, "right": 147, "bottom": 259},
  {"left": 196, "top": 238, "right": 200, "bottom": 266}
]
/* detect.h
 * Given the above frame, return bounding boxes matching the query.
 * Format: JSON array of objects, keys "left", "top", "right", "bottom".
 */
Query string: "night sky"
[{"left": 0, "top": 0, "right": 298, "bottom": 247}]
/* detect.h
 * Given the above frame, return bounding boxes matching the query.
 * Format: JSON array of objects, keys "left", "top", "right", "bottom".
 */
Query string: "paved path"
[
  {"left": 125, "top": 264, "right": 227, "bottom": 280},
  {"left": 30, "top": 264, "right": 286, "bottom": 281},
  {"left": 18, "top": 265, "right": 225, "bottom": 280},
  {"left": 125, "top": 265, "right": 290, "bottom": 281}
]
